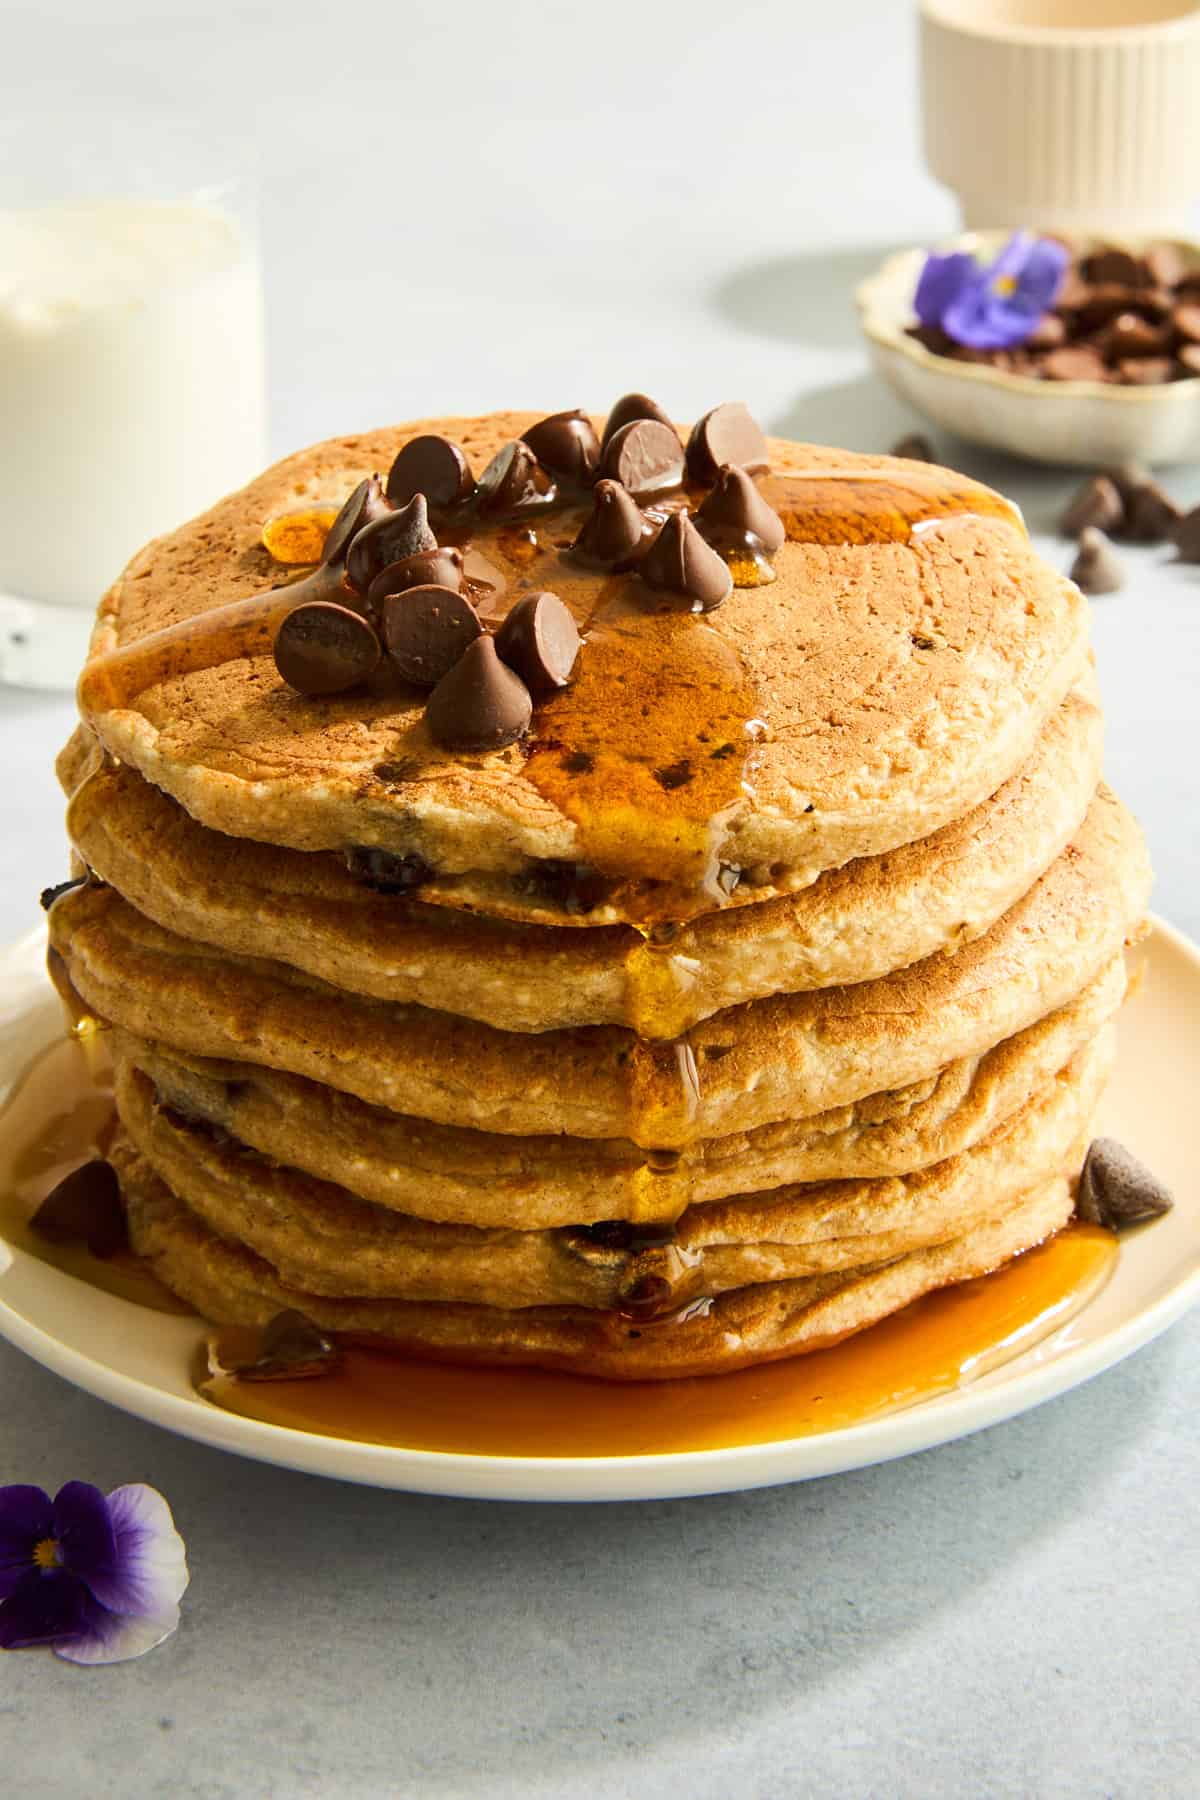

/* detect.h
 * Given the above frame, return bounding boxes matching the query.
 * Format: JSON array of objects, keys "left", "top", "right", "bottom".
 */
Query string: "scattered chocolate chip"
[
  {"left": 386, "top": 436, "right": 475, "bottom": 509},
  {"left": 345, "top": 495, "right": 438, "bottom": 593},
  {"left": 1081, "top": 247, "right": 1151, "bottom": 288},
  {"left": 367, "top": 546, "right": 465, "bottom": 603},
  {"left": 520, "top": 410, "right": 601, "bottom": 485},
  {"left": 344, "top": 847, "right": 433, "bottom": 893},
  {"left": 1103, "top": 461, "right": 1150, "bottom": 507},
  {"left": 1024, "top": 312, "right": 1067, "bottom": 350},
  {"left": 636, "top": 510, "right": 733, "bottom": 612},
  {"left": 493, "top": 591, "right": 580, "bottom": 697},
  {"left": 1118, "top": 476, "right": 1181, "bottom": 543},
  {"left": 475, "top": 440, "right": 557, "bottom": 516},
  {"left": 227, "top": 1309, "right": 341, "bottom": 1382},
  {"left": 273, "top": 602, "right": 382, "bottom": 695},
  {"left": 1040, "top": 345, "right": 1111, "bottom": 381},
  {"left": 519, "top": 858, "right": 611, "bottom": 914},
  {"left": 32, "top": 1160, "right": 127, "bottom": 1258},
  {"left": 571, "top": 478, "right": 648, "bottom": 565},
  {"left": 685, "top": 402, "right": 770, "bottom": 484},
  {"left": 1173, "top": 302, "right": 1200, "bottom": 344},
  {"left": 695, "top": 464, "right": 785, "bottom": 552},
  {"left": 1077, "top": 1137, "right": 1173, "bottom": 1230},
  {"left": 888, "top": 432, "right": 936, "bottom": 461},
  {"left": 322, "top": 476, "right": 392, "bottom": 567},
  {"left": 1069, "top": 527, "right": 1125, "bottom": 596},
  {"left": 425, "top": 634, "right": 532, "bottom": 751},
  {"left": 600, "top": 419, "right": 686, "bottom": 498},
  {"left": 1172, "top": 504, "right": 1200, "bottom": 561},
  {"left": 1060, "top": 474, "right": 1124, "bottom": 537},
  {"left": 381, "top": 584, "right": 483, "bottom": 688},
  {"left": 600, "top": 392, "right": 675, "bottom": 451},
  {"left": 40, "top": 874, "right": 89, "bottom": 911}
]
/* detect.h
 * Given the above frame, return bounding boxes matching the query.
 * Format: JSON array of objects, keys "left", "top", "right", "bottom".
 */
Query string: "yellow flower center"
[
  {"left": 993, "top": 274, "right": 1018, "bottom": 296},
  {"left": 33, "top": 1537, "right": 61, "bottom": 1570}
]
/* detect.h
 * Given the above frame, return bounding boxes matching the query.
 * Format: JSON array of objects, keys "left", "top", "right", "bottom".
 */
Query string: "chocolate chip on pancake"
[
  {"left": 1060, "top": 475, "right": 1123, "bottom": 538},
  {"left": 40, "top": 873, "right": 90, "bottom": 911},
  {"left": 493, "top": 591, "right": 580, "bottom": 696},
  {"left": 600, "top": 419, "right": 686, "bottom": 497},
  {"left": 696, "top": 464, "right": 785, "bottom": 552},
  {"left": 344, "top": 846, "right": 433, "bottom": 893},
  {"left": 476, "top": 440, "right": 557, "bottom": 516},
  {"left": 367, "top": 545, "right": 465, "bottom": 603},
  {"left": 273, "top": 602, "right": 382, "bottom": 695},
  {"left": 214, "top": 1309, "right": 341, "bottom": 1382},
  {"left": 685, "top": 402, "right": 770, "bottom": 483},
  {"left": 570, "top": 478, "right": 648, "bottom": 565},
  {"left": 32, "top": 1160, "right": 127, "bottom": 1259},
  {"left": 385, "top": 435, "right": 476, "bottom": 509},
  {"left": 322, "top": 475, "right": 392, "bottom": 567},
  {"left": 636, "top": 510, "right": 733, "bottom": 612},
  {"left": 600, "top": 391, "right": 676, "bottom": 451},
  {"left": 426, "top": 633, "right": 533, "bottom": 751},
  {"left": 381, "top": 584, "right": 483, "bottom": 688},
  {"left": 1077, "top": 1137, "right": 1173, "bottom": 1230},
  {"left": 345, "top": 494, "right": 438, "bottom": 593},
  {"left": 520, "top": 410, "right": 601, "bottom": 485}
]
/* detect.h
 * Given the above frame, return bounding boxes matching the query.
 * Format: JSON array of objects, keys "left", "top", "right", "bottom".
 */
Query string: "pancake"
[
  {"left": 74, "top": 415, "right": 1090, "bottom": 925},
  {"left": 112, "top": 957, "right": 1126, "bottom": 1226},
  {"left": 62, "top": 681, "right": 1103, "bottom": 1036},
  {"left": 116, "top": 1140, "right": 1076, "bottom": 1379},
  {"left": 49, "top": 788, "right": 1150, "bottom": 1147},
  {"left": 113, "top": 1031, "right": 1108, "bottom": 1307}
]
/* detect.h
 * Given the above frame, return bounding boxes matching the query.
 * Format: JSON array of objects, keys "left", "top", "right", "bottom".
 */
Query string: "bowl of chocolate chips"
[{"left": 858, "top": 230, "right": 1200, "bottom": 467}]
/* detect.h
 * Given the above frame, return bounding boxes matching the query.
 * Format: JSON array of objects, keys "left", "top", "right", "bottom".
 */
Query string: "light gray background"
[{"left": 2, "top": 4, "right": 1198, "bottom": 1796}]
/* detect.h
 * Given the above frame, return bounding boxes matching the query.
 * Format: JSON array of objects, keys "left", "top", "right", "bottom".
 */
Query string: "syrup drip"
[
  {"left": 762, "top": 468, "right": 1026, "bottom": 544},
  {"left": 261, "top": 507, "right": 339, "bottom": 566}
]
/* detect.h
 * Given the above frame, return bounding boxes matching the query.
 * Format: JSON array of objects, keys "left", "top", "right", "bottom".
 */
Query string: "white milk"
[{"left": 0, "top": 199, "right": 266, "bottom": 671}]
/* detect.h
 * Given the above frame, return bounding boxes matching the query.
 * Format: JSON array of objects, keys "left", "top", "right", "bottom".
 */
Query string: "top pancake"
[{"left": 74, "top": 413, "right": 1090, "bottom": 926}]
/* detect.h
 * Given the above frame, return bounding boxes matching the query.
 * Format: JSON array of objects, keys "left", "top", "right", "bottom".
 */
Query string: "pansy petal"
[
  {"left": 55, "top": 1597, "right": 180, "bottom": 1666},
  {"left": 1016, "top": 238, "right": 1069, "bottom": 311},
  {"left": 85, "top": 1484, "right": 189, "bottom": 1616},
  {"left": 943, "top": 282, "right": 1029, "bottom": 349},
  {"left": 51, "top": 1481, "right": 117, "bottom": 1584},
  {"left": 913, "top": 250, "right": 977, "bottom": 328},
  {"left": 0, "top": 1486, "right": 53, "bottom": 1598},
  {"left": 984, "top": 231, "right": 1036, "bottom": 283},
  {"left": 0, "top": 1568, "right": 89, "bottom": 1648}
]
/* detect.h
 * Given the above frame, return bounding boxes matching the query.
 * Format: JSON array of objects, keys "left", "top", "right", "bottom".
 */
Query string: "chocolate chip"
[
  {"left": 476, "top": 440, "right": 557, "bottom": 516},
  {"left": 695, "top": 464, "right": 785, "bottom": 552},
  {"left": 1104, "top": 312, "right": 1169, "bottom": 358},
  {"left": 888, "top": 432, "right": 936, "bottom": 461},
  {"left": 385, "top": 436, "right": 476, "bottom": 508},
  {"left": 600, "top": 392, "right": 675, "bottom": 451},
  {"left": 426, "top": 634, "right": 532, "bottom": 751},
  {"left": 571, "top": 478, "right": 648, "bottom": 565},
  {"left": 1040, "top": 345, "right": 1110, "bottom": 381},
  {"left": 1118, "top": 477, "right": 1181, "bottom": 543},
  {"left": 1024, "top": 312, "right": 1067, "bottom": 350},
  {"left": 518, "top": 858, "right": 611, "bottom": 914},
  {"left": 1172, "top": 504, "right": 1200, "bottom": 562},
  {"left": 493, "top": 592, "right": 580, "bottom": 697},
  {"left": 379, "top": 584, "right": 483, "bottom": 688},
  {"left": 345, "top": 495, "right": 437, "bottom": 594},
  {"left": 1173, "top": 302, "right": 1200, "bottom": 344},
  {"left": 273, "top": 602, "right": 382, "bottom": 695},
  {"left": 40, "top": 874, "right": 89, "bottom": 911},
  {"left": 685, "top": 402, "right": 770, "bottom": 484},
  {"left": 322, "top": 476, "right": 392, "bottom": 567},
  {"left": 600, "top": 419, "right": 686, "bottom": 498},
  {"left": 1103, "top": 462, "right": 1151, "bottom": 506},
  {"left": 1077, "top": 1137, "right": 1173, "bottom": 1230},
  {"left": 1118, "top": 357, "right": 1177, "bottom": 385},
  {"left": 368, "top": 546, "right": 465, "bottom": 604},
  {"left": 1060, "top": 474, "right": 1124, "bottom": 538},
  {"left": 228, "top": 1310, "right": 341, "bottom": 1381},
  {"left": 1177, "top": 344, "right": 1200, "bottom": 375},
  {"left": 1146, "top": 243, "right": 1188, "bottom": 288},
  {"left": 654, "top": 760, "right": 692, "bottom": 790},
  {"left": 32, "top": 1160, "right": 127, "bottom": 1258},
  {"left": 344, "top": 847, "right": 433, "bottom": 893},
  {"left": 1069, "top": 527, "right": 1125, "bottom": 596},
  {"left": 1075, "top": 284, "right": 1153, "bottom": 331},
  {"left": 636, "top": 510, "right": 733, "bottom": 612},
  {"left": 1081, "top": 248, "right": 1151, "bottom": 288},
  {"left": 520, "top": 410, "right": 601, "bottom": 485}
]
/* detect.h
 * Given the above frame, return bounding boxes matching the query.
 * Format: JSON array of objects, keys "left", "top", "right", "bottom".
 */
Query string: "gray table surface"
[{"left": 3, "top": 3, "right": 1198, "bottom": 1795}]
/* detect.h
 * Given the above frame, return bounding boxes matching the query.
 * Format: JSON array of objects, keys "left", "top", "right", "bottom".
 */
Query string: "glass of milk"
[{"left": 0, "top": 117, "right": 267, "bottom": 688}]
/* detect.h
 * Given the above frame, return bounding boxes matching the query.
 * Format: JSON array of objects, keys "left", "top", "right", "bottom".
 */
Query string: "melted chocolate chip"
[
  {"left": 654, "top": 759, "right": 692, "bottom": 790},
  {"left": 560, "top": 1219, "right": 678, "bottom": 1265},
  {"left": 1060, "top": 475, "right": 1124, "bottom": 538},
  {"left": 227, "top": 1309, "right": 341, "bottom": 1382},
  {"left": 600, "top": 392, "right": 675, "bottom": 451},
  {"left": 32, "top": 1160, "right": 127, "bottom": 1258},
  {"left": 476, "top": 441, "right": 557, "bottom": 516},
  {"left": 344, "top": 846, "right": 433, "bottom": 894},
  {"left": 600, "top": 419, "right": 686, "bottom": 498},
  {"left": 426, "top": 634, "right": 532, "bottom": 751},
  {"left": 636, "top": 510, "right": 733, "bottom": 612},
  {"left": 381, "top": 585, "right": 483, "bottom": 688},
  {"left": 493, "top": 591, "right": 580, "bottom": 697},
  {"left": 519, "top": 858, "right": 612, "bottom": 914},
  {"left": 368, "top": 546, "right": 465, "bottom": 603},
  {"left": 386, "top": 436, "right": 476, "bottom": 509},
  {"left": 520, "top": 410, "right": 601, "bottom": 485},
  {"left": 40, "top": 874, "right": 89, "bottom": 911},
  {"left": 346, "top": 495, "right": 438, "bottom": 594},
  {"left": 570, "top": 478, "right": 648, "bottom": 565},
  {"left": 695, "top": 464, "right": 785, "bottom": 553},
  {"left": 322, "top": 476, "right": 392, "bottom": 567},
  {"left": 1077, "top": 1137, "right": 1173, "bottom": 1230},
  {"left": 273, "top": 602, "right": 382, "bottom": 695},
  {"left": 685, "top": 402, "right": 770, "bottom": 483}
]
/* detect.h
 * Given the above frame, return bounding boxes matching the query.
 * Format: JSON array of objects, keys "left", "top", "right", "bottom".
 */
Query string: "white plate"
[{"left": 1, "top": 921, "right": 1198, "bottom": 1503}]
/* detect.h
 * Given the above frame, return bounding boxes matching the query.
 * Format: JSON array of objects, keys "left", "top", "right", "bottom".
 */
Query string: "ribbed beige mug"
[{"left": 921, "top": 1, "right": 1200, "bottom": 233}]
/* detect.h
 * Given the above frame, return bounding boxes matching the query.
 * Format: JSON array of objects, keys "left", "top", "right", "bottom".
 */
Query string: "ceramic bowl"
[{"left": 856, "top": 230, "right": 1200, "bottom": 468}]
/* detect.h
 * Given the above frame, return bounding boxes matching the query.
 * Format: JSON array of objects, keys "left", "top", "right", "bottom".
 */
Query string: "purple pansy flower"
[
  {"left": 0, "top": 1481, "right": 188, "bottom": 1665},
  {"left": 915, "top": 233, "right": 1070, "bottom": 350}
]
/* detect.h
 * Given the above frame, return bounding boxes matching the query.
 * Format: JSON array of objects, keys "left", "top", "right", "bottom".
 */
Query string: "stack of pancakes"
[{"left": 48, "top": 410, "right": 1150, "bottom": 1378}]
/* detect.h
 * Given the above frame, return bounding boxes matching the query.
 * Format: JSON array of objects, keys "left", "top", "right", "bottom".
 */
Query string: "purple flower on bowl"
[
  {"left": 915, "top": 233, "right": 1070, "bottom": 350},
  {"left": 0, "top": 1481, "right": 188, "bottom": 1664}
]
